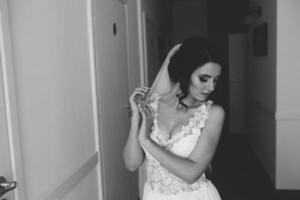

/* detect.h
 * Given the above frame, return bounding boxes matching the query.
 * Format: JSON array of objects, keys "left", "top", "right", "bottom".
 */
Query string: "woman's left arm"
[{"left": 139, "top": 104, "right": 225, "bottom": 184}]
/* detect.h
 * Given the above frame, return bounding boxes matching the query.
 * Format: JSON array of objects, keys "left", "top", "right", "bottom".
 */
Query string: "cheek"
[
  {"left": 190, "top": 77, "right": 204, "bottom": 90},
  {"left": 188, "top": 80, "right": 204, "bottom": 94}
]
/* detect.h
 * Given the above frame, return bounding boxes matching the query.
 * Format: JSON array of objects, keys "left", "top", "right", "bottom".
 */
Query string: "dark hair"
[{"left": 168, "top": 37, "right": 222, "bottom": 108}]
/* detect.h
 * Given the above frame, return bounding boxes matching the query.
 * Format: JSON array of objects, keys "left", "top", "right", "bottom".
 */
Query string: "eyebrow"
[{"left": 199, "top": 74, "right": 220, "bottom": 78}]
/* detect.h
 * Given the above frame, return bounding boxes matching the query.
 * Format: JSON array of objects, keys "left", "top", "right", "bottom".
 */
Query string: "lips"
[{"left": 201, "top": 93, "right": 210, "bottom": 96}]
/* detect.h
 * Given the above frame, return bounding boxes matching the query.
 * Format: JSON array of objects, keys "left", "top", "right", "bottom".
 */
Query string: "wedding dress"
[
  {"left": 141, "top": 93, "right": 221, "bottom": 200},
  {"left": 141, "top": 43, "right": 221, "bottom": 200}
]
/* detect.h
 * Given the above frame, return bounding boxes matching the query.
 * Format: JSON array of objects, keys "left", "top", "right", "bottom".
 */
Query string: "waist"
[{"left": 145, "top": 162, "right": 207, "bottom": 195}]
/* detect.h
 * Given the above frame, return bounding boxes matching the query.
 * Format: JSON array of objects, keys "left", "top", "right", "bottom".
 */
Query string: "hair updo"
[{"left": 168, "top": 36, "right": 222, "bottom": 108}]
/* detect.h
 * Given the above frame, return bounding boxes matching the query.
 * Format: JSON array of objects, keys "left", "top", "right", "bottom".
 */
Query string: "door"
[
  {"left": 93, "top": 0, "right": 139, "bottom": 199},
  {"left": 1, "top": 0, "right": 102, "bottom": 199}
]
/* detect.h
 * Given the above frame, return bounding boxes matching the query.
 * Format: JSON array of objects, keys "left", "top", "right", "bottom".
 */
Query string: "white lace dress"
[{"left": 142, "top": 93, "right": 221, "bottom": 200}]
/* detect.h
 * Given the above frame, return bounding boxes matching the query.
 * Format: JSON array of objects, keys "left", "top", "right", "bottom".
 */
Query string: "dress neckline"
[
  {"left": 150, "top": 93, "right": 207, "bottom": 145},
  {"left": 156, "top": 105, "right": 203, "bottom": 142}
]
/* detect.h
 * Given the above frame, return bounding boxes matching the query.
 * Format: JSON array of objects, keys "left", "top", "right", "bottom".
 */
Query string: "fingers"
[
  {"left": 130, "top": 87, "right": 151, "bottom": 107},
  {"left": 144, "top": 104, "right": 154, "bottom": 119},
  {"left": 130, "top": 87, "right": 150, "bottom": 100},
  {"left": 146, "top": 104, "right": 154, "bottom": 119},
  {"left": 138, "top": 104, "right": 147, "bottom": 116},
  {"left": 134, "top": 87, "right": 150, "bottom": 97},
  {"left": 134, "top": 86, "right": 150, "bottom": 94},
  {"left": 138, "top": 105, "right": 147, "bottom": 121},
  {"left": 135, "top": 86, "right": 149, "bottom": 91},
  {"left": 138, "top": 103, "right": 154, "bottom": 120}
]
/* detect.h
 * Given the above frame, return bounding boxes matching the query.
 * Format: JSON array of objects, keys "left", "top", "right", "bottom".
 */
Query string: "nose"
[{"left": 207, "top": 79, "right": 215, "bottom": 92}]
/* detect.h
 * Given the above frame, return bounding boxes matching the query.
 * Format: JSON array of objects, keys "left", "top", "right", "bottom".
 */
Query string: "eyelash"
[
  {"left": 198, "top": 76, "right": 218, "bottom": 83},
  {"left": 199, "top": 76, "right": 209, "bottom": 82}
]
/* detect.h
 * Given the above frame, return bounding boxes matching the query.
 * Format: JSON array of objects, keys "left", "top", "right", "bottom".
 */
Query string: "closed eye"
[
  {"left": 198, "top": 75, "right": 210, "bottom": 83},
  {"left": 199, "top": 75, "right": 220, "bottom": 85}
]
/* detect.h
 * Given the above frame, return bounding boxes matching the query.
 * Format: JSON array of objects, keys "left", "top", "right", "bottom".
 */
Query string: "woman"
[{"left": 123, "top": 37, "right": 225, "bottom": 200}]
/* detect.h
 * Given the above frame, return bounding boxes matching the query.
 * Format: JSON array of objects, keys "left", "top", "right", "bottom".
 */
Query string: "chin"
[
  {"left": 193, "top": 96, "right": 206, "bottom": 102},
  {"left": 197, "top": 94, "right": 209, "bottom": 102}
]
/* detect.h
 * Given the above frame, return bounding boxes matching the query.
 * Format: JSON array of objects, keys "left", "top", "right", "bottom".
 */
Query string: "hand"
[
  {"left": 138, "top": 103, "right": 154, "bottom": 143},
  {"left": 129, "top": 87, "right": 149, "bottom": 117}
]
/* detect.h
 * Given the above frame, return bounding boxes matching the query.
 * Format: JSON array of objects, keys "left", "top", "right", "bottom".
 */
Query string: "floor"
[{"left": 210, "top": 134, "right": 300, "bottom": 200}]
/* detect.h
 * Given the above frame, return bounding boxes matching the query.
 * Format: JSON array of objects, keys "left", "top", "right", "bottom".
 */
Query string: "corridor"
[{"left": 211, "top": 135, "right": 300, "bottom": 200}]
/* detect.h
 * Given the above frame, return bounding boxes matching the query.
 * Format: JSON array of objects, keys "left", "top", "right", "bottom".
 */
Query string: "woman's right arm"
[{"left": 123, "top": 87, "right": 148, "bottom": 171}]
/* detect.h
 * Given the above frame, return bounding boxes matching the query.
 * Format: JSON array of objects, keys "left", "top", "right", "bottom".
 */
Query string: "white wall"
[
  {"left": 276, "top": 0, "right": 300, "bottom": 189},
  {"left": 8, "top": 0, "right": 99, "bottom": 199}
]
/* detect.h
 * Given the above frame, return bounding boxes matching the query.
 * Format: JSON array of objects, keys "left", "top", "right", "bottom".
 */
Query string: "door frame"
[
  {"left": 136, "top": 1, "right": 148, "bottom": 197},
  {"left": 0, "top": 0, "right": 26, "bottom": 199},
  {"left": 137, "top": 0, "right": 148, "bottom": 87},
  {"left": 86, "top": 0, "right": 104, "bottom": 199}
]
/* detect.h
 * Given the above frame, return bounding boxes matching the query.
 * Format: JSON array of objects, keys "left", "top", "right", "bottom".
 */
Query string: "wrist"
[
  {"left": 130, "top": 111, "right": 140, "bottom": 120},
  {"left": 139, "top": 136, "right": 152, "bottom": 146}
]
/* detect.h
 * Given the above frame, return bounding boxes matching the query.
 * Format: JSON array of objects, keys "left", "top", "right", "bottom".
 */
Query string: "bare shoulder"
[
  {"left": 207, "top": 104, "right": 225, "bottom": 120},
  {"left": 203, "top": 104, "right": 225, "bottom": 137},
  {"left": 187, "top": 104, "right": 225, "bottom": 162}
]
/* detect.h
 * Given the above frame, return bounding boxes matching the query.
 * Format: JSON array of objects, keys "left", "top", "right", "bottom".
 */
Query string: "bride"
[{"left": 123, "top": 37, "right": 225, "bottom": 200}]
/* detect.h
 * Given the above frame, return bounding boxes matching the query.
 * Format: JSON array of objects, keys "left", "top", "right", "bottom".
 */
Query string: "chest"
[
  {"left": 153, "top": 107, "right": 203, "bottom": 157},
  {"left": 156, "top": 105, "right": 193, "bottom": 140}
]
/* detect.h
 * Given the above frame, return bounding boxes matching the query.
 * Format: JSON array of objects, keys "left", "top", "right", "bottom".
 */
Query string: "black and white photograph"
[{"left": 1, "top": 0, "right": 300, "bottom": 200}]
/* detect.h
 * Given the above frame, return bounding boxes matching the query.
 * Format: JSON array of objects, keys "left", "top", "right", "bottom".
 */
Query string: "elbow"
[
  {"left": 124, "top": 162, "right": 139, "bottom": 172},
  {"left": 123, "top": 154, "right": 140, "bottom": 172},
  {"left": 122, "top": 148, "right": 144, "bottom": 172},
  {"left": 184, "top": 171, "right": 204, "bottom": 184}
]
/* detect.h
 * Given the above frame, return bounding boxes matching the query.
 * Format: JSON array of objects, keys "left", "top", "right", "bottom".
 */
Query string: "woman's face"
[{"left": 187, "top": 62, "right": 221, "bottom": 102}]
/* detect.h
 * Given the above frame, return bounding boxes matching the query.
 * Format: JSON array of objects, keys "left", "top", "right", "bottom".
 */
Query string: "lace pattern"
[{"left": 143, "top": 93, "right": 210, "bottom": 195}]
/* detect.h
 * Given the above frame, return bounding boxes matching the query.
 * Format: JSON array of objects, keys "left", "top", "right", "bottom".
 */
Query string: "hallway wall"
[
  {"left": 276, "top": 0, "right": 300, "bottom": 190},
  {"left": 247, "top": 0, "right": 277, "bottom": 185},
  {"left": 248, "top": 0, "right": 300, "bottom": 190}
]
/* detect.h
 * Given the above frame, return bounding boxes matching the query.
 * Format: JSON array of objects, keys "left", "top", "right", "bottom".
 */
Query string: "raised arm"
[
  {"left": 123, "top": 87, "right": 149, "bottom": 171},
  {"left": 138, "top": 104, "right": 225, "bottom": 183}
]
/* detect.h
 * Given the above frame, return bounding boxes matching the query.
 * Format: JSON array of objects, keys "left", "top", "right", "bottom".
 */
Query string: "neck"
[
  {"left": 160, "top": 82, "right": 180, "bottom": 103},
  {"left": 160, "top": 94, "right": 178, "bottom": 108},
  {"left": 182, "top": 96, "right": 204, "bottom": 109}
]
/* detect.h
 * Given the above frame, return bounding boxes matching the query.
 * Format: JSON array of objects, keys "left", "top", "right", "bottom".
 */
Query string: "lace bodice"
[{"left": 143, "top": 93, "right": 210, "bottom": 195}]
